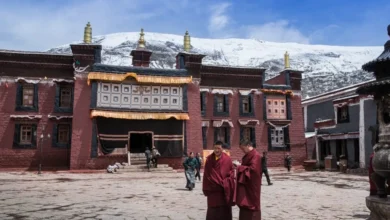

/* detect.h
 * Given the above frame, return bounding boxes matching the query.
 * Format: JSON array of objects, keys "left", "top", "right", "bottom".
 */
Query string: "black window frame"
[
  {"left": 13, "top": 123, "right": 37, "bottom": 148},
  {"left": 213, "top": 94, "right": 229, "bottom": 116},
  {"left": 240, "top": 126, "right": 256, "bottom": 147},
  {"left": 15, "top": 83, "right": 38, "bottom": 112},
  {"left": 214, "top": 127, "right": 230, "bottom": 148},
  {"left": 54, "top": 83, "right": 74, "bottom": 113},
  {"left": 202, "top": 127, "right": 207, "bottom": 149},
  {"left": 201, "top": 92, "right": 207, "bottom": 116},
  {"left": 239, "top": 94, "right": 254, "bottom": 117},
  {"left": 52, "top": 123, "right": 72, "bottom": 148},
  {"left": 337, "top": 106, "right": 350, "bottom": 124},
  {"left": 267, "top": 126, "right": 290, "bottom": 151}
]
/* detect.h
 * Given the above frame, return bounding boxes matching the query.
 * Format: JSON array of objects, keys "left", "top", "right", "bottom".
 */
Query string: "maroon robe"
[
  {"left": 236, "top": 149, "right": 262, "bottom": 220},
  {"left": 203, "top": 152, "right": 235, "bottom": 220}
]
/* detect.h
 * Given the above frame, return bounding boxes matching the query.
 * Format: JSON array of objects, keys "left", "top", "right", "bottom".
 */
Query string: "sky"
[{"left": 0, "top": 0, "right": 389, "bottom": 51}]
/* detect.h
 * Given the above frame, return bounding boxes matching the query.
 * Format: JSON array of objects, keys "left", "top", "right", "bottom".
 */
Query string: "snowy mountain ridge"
[{"left": 47, "top": 32, "right": 384, "bottom": 98}]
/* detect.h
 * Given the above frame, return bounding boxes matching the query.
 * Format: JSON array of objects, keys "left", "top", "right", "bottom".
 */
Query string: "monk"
[
  {"left": 203, "top": 141, "right": 235, "bottom": 220},
  {"left": 235, "top": 140, "right": 262, "bottom": 220}
]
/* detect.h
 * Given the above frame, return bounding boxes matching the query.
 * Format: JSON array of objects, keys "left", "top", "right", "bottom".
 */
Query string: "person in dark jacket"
[
  {"left": 195, "top": 152, "right": 203, "bottom": 181},
  {"left": 261, "top": 151, "right": 273, "bottom": 185},
  {"left": 145, "top": 147, "right": 152, "bottom": 171},
  {"left": 183, "top": 152, "right": 199, "bottom": 190},
  {"left": 284, "top": 153, "right": 292, "bottom": 172}
]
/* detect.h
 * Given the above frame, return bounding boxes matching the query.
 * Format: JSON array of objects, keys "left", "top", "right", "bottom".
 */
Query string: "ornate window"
[
  {"left": 20, "top": 125, "right": 33, "bottom": 144},
  {"left": 214, "top": 95, "right": 229, "bottom": 116},
  {"left": 216, "top": 95, "right": 224, "bottom": 112},
  {"left": 54, "top": 84, "right": 73, "bottom": 113},
  {"left": 22, "top": 85, "right": 34, "bottom": 107},
  {"left": 240, "top": 94, "right": 254, "bottom": 116},
  {"left": 266, "top": 96, "right": 286, "bottom": 119},
  {"left": 268, "top": 126, "right": 290, "bottom": 151}
]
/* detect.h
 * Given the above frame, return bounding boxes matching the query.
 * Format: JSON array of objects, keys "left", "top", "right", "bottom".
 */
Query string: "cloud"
[
  {"left": 245, "top": 20, "right": 310, "bottom": 44},
  {"left": 208, "top": 3, "right": 231, "bottom": 34}
]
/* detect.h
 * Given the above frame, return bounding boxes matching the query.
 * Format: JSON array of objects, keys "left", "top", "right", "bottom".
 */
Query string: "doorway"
[{"left": 129, "top": 132, "right": 153, "bottom": 153}]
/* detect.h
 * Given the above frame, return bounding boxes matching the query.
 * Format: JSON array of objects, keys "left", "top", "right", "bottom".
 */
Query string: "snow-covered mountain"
[{"left": 47, "top": 32, "right": 384, "bottom": 98}]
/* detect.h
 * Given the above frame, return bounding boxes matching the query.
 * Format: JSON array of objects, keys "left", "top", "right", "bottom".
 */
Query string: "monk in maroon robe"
[
  {"left": 235, "top": 140, "right": 262, "bottom": 220},
  {"left": 203, "top": 141, "right": 235, "bottom": 220}
]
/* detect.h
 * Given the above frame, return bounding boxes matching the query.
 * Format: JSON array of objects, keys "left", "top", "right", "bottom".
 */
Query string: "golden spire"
[
  {"left": 183, "top": 30, "right": 191, "bottom": 52},
  {"left": 284, "top": 51, "right": 290, "bottom": 69},
  {"left": 137, "top": 28, "right": 146, "bottom": 49},
  {"left": 83, "top": 22, "right": 92, "bottom": 44}
]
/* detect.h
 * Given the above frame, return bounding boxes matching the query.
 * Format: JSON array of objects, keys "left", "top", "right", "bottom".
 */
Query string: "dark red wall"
[{"left": 0, "top": 82, "right": 71, "bottom": 169}]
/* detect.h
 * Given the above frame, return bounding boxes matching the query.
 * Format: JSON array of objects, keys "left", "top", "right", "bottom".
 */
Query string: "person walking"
[
  {"left": 261, "top": 151, "right": 273, "bottom": 185},
  {"left": 183, "top": 152, "right": 198, "bottom": 190},
  {"left": 145, "top": 147, "right": 152, "bottom": 172},
  {"left": 195, "top": 152, "right": 203, "bottom": 181},
  {"left": 151, "top": 146, "right": 161, "bottom": 168},
  {"left": 284, "top": 153, "right": 292, "bottom": 172}
]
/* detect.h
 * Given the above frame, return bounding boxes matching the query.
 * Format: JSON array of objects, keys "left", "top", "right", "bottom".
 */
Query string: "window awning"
[
  {"left": 239, "top": 89, "right": 258, "bottom": 95},
  {"left": 10, "top": 115, "right": 42, "bottom": 120},
  {"left": 48, "top": 115, "right": 73, "bottom": 120},
  {"left": 90, "top": 110, "right": 189, "bottom": 120},
  {"left": 200, "top": 88, "right": 210, "bottom": 92},
  {"left": 213, "top": 120, "right": 234, "bottom": 127},
  {"left": 211, "top": 89, "right": 234, "bottom": 95},
  {"left": 318, "top": 132, "right": 359, "bottom": 140},
  {"left": 87, "top": 72, "right": 192, "bottom": 85},
  {"left": 238, "top": 119, "right": 259, "bottom": 126},
  {"left": 202, "top": 121, "right": 210, "bottom": 127}
]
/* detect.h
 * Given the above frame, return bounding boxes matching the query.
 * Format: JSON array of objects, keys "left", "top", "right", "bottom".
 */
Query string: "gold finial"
[
  {"left": 137, "top": 28, "right": 146, "bottom": 49},
  {"left": 83, "top": 22, "right": 92, "bottom": 44},
  {"left": 184, "top": 30, "right": 191, "bottom": 52},
  {"left": 284, "top": 51, "right": 290, "bottom": 69}
]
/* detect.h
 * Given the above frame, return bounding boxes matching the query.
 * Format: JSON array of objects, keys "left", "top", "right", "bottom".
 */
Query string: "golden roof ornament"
[
  {"left": 83, "top": 22, "right": 92, "bottom": 44},
  {"left": 284, "top": 51, "right": 290, "bottom": 69},
  {"left": 184, "top": 30, "right": 191, "bottom": 52},
  {"left": 137, "top": 28, "right": 146, "bottom": 49}
]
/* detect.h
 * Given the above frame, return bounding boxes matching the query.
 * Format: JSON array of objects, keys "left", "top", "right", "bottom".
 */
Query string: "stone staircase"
[{"left": 115, "top": 153, "right": 176, "bottom": 173}]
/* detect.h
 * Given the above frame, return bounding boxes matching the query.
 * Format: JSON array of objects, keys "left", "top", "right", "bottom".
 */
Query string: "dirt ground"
[{"left": 0, "top": 169, "right": 371, "bottom": 220}]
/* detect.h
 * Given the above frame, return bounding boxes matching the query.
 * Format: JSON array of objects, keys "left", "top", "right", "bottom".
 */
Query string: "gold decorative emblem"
[{"left": 133, "top": 86, "right": 151, "bottom": 95}]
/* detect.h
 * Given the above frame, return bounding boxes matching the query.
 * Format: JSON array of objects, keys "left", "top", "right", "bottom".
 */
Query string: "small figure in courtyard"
[
  {"left": 203, "top": 141, "right": 235, "bottom": 220},
  {"left": 145, "top": 147, "right": 152, "bottom": 171},
  {"left": 151, "top": 146, "right": 161, "bottom": 168},
  {"left": 261, "top": 151, "right": 273, "bottom": 185},
  {"left": 284, "top": 153, "right": 292, "bottom": 172},
  {"left": 235, "top": 140, "right": 262, "bottom": 220},
  {"left": 106, "top": 164, "right": 120, "bottom": 173},
  {"left": 195, "top": 152, "right": 203, "bottom": 181},
  {"left": 183, "top": 152, "right": 198, "bottom": 190}
]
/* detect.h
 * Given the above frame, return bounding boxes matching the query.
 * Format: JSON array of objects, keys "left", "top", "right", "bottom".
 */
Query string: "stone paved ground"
[{"left": 0, "top": 169, "right": 370, "bottom": 220}]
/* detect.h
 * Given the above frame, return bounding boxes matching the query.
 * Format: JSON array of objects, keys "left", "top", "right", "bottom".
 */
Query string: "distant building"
[
  {"left": 302, "top": 81, "right": 377, "bottom": 169},
  {"left": 0, "top": 24, "right": 306, "bottom": 170}
]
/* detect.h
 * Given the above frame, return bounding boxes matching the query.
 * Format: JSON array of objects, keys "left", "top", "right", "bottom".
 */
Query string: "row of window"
[
  {"left": 16, "top": 83, "right": 73, "bottom": 112},
  {"left": 201, "top": 93, "right": 289, "bottom": 119},
  {"left": 202, "top": 126, "right": 290, "bottom": 151},
  {"left": 13, "top": 123, "right": 71, "bottom": 148}
]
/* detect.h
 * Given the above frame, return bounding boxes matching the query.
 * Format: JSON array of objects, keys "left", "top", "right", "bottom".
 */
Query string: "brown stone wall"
[
  {"left": 0, "top": 82, "right": 71, "bottom": 169},
  {"left": 265, "top": 74, "right": 286, "bottom": 85}
]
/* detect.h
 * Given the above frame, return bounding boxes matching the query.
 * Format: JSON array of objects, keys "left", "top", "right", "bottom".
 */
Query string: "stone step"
[{"left": 120, "top": 164, "right": 170, "bottom": 169}]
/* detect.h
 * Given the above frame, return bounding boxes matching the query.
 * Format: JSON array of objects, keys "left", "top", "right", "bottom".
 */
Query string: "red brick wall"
[
  {"left": 69, "top": 77, "right": 94, "bottom": 169},
  {"left": 201, "top": 91, "right": 306, "bottom": 167},
  {"left": 185, "top": 82, "right": 203, "bottom": 157},
  {"left": 0, "top": 82, "right": 71, "bottom": 169}
]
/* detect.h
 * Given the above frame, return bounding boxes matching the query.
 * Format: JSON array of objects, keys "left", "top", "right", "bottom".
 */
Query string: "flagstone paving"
[{"left": 0, "top": 169, "right": 370, "bottom": 220}]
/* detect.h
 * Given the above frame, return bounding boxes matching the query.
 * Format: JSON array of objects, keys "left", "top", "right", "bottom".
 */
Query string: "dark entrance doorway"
[{"left": 129, "top": 132, "right": 153, "bottom": 153}]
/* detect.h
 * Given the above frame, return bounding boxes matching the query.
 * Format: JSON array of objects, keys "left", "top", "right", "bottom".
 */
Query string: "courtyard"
[{"left": 0, "top": 169, "right": 370, "bottom": 220}]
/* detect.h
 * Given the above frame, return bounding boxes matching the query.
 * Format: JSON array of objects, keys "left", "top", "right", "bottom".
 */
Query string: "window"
[
  {"left": 60, "top": 87, "right": 72, "bottom": 107},
  {"left": 240, "top": 127, "right": 256, "bottom": 147},
  {"left": 16, "top": 83, "right": 38, "bottom": 111},
  {"left": 201, "top": 92, "right": 206, "bottom": 116},
  {"left": 54, "top": 84, "right": 73, "bottom": 113},
  {"left": 266, "top": 96, "right": 286, "bottom": 119},
  {"left": 242, "top": 97, "right": 250, "bottom": 113},
  {"left": 214, "top": 95, "right": 229, "bottom": 116},
  {"left": 214, "top": 127, "right": 230, "bottom": 147},
  {"left": 240, "top": 94, "right": 254, "bottom": 116},
  {"left": 53, "top": 124, "right": 71, "bottom": 148},
  {"left": 337, "top": 106, "right": 349, "bottom": 123},
  {"left": 20, "top": 125, "right": 33, "bottom": 144},
  {"left": 22, "top": 85, "right": 34, "bottom": 107},
  {"left": 13, "top": 124, "right": 37, "bottom": 148},
  {"left": 202, "top": 127, "right": 207, "bottom": 149},
  {"left": 268, "top": 126, "right": 290, "bottom": 151}
]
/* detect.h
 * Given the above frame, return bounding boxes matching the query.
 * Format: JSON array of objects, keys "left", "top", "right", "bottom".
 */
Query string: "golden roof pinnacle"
[
  {"left": 183, "top": 30, "right": 191, "bottom": 52},
  {"left": 83, "top": 22, "right": 92, "bottom": 44},
  {"left": 284, "top": 51, "right": 290, "bottom": 69},
  {"left": 137, "top": 28, "right": 146, "bottom": 49}
]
